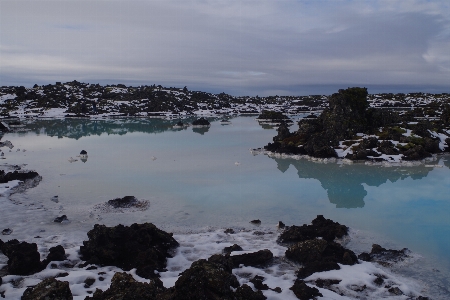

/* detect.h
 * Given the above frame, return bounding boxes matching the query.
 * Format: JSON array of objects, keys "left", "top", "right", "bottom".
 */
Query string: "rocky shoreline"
[
  {"left": 260, "top": 87, "right": 450, "bottom": 164},
  {"left": 0, "top": 214, "right": 431, "bottom": 300}
]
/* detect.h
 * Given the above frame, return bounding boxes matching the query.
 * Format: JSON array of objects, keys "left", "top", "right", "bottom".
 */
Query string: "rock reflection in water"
[
  {"left": 20, "top": 117, "right": 219, "bottom": 140},
  {"left": 271, "top": 157, "right": 437, "bottom": 208},
  {"left": 192, "top": 126, "right": 210, "bottom": 135}
]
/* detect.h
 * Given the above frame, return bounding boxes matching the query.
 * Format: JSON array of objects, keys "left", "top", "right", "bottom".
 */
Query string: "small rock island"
[{"left": 264, "top": 87, "right": 450, "bottom": 162}]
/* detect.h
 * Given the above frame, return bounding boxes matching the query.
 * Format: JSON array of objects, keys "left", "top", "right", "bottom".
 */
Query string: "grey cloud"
[{"left": 0, "top": 0, "right": 449, "bottom": 95}]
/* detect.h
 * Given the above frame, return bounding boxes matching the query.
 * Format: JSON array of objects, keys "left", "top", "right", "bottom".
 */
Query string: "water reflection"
[
  {"left": 18, "top": 117, "right": 220, "bottom": 139},
  {"left": 192, "top": 127, "right": 210, "bottom": 135},
  {"left": 270, "top": 157, "right": 440, "bottom": 208}
]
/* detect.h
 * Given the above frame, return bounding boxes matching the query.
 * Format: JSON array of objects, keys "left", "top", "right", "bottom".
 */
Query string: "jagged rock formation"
[
  {"left": 22, "top": 278, "right": 73, "bottom": 300},
  {"left": 265, "top": 87, "right": 450, "bottom": 160}
]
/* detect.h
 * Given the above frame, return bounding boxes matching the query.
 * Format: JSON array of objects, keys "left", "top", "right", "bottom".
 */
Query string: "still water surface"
[{"left": 3, "top": 116, "right": 450, "bottom": 274}]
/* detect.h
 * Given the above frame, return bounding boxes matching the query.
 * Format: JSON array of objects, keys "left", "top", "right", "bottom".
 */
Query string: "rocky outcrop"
[
  {"left": 86, "top": 272, "right": 166, "bottom": 300},
  {"left": 22, "top": 278, "right": 73, "bottom": 300},
  {"left": 169, "top": 254, "right": 240, "bottom": 300},
  {"left": 107, "top": 196, "right": 139, "bottom": 208},
  {"left": 358, "top": 244, "right": 410, "bottom": 265},
  {"left": 230, "top": 249, "right": 273, "bottom": 268},
  {"left": 290, "top": 279, "right": 322, "bottom": 300},
  {"left": 264, "top": 87, "right": 446, "bottom": 161},
  {"left": 79, "top": 223, "right": 179, "bottom": 279},
  {"left": 0, "top": 239, "right": 43, "bottom": 275},
  {"left": 278, "top": 215, "right": 348, "bottom": 243},
  {"left": 0, "top": 240, "right": 66, "bottom": 275},
  {"left": 286, "top": 239, "right": 358, "bottom": 278},
  {"left": 42, "top": 245, "right": 66, "bottom": 267},
  {"left": 0, "top": 170, "right": 40, "bottom": 183}
]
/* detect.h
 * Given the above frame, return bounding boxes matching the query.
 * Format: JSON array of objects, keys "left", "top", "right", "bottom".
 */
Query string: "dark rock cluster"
[
  {"left": 79, "top": 223, "right": 179, "bottom": 279},
  {"left": 264, "top": 87, "right": 449, "bottom": 160},
  {"left": 0, "top": 219, "right": 431, "bottom": 300},
  {"left": 0, "top": 170, "right": 40, "bottom": 183},
  {"left": 0, "top": 239, "right": 66, "bottom": 275}
]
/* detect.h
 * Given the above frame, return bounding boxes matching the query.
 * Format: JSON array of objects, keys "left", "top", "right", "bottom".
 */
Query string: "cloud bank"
[{"left": 1, "top": 0, "right": 449, "bottom": 95}]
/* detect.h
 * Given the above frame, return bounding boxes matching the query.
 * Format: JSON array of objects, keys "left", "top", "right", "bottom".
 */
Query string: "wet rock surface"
[
  {"left": 21, "top": 277, "right": 73, "bottom": 300},
  {"left": 278, "top": 215, "right": 348, "bottom": 243},
  {"left": 107, "top": 196, "right": 139, "bottom": 208},
  {"left": 79, "top": 223, "right": 179, "bottom": 278},
  {"left": 42, "top": 245, "right": 66, "bottom": 267},
  {"left": 0, "top": 239, "right": 43, "bottom": 275},
  {"left": 286, "top": 239, "right": 357, "bottom": 279},
  {"left": 85, "top": 272, "right": 166, "bottom": 300},
  {"left": 223, "top": 244, "right": 243, "bottom": 254},
  {"left": 358, "top": 243, "right": 411, "bottom": 265},
  {"left": 230, "top": 249, "right": 273, "bottom": 268},
  {"left": 290, "top": 279, "right": 322, "bottom": 300},
  {"left": 169, "top": 254, "right": 239, "bottom": 300}
]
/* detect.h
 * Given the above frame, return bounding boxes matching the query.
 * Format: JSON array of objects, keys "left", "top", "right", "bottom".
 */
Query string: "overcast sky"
[{"left": 1, "top": 0, "right": 449, "bottom": 96}]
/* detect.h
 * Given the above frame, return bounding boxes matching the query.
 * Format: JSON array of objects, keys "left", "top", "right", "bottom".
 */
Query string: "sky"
[{"left": 1, "top": 0, "right": 449, "bottom": 96}]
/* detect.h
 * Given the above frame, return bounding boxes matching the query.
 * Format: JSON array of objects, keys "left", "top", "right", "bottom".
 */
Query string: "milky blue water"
[{"left": 2, "top": 116, "right": 450, "bottom": 289}]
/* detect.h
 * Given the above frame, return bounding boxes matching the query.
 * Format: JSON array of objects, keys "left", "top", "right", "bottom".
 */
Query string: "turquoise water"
[{"left": 2, "top": 117, "right": 450, "bottom": 275}]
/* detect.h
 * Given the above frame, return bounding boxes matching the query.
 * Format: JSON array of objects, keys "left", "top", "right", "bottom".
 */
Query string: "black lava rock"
[
  {"left": 0, "top": 239, "right": 43, "bottom": 275},
  {"left": 290, "top": 279, "right": 322, "bottom": 300},
  {"left": 42, "top": 245, "right": 66, "bottom": 267},
  {"left": 54, "top": 215, "right": 68, "bottom": 223},
  {"left": 85, "top": 272, "right": 165, "bottom": 300},
  {"left": 22, "top": 278, "right": 72, "bottom": 300},
  {"left": 230, "top": 249, "right": 273, "bottom": 268},
  {"left": 107, "top": 196, "right": 138, "bottom": 208},
  {"left": 223, "top": 244, "right": 243, "bottom": 254},
  {"left": 79, "top": 223, "right": 179, "bottom": 278},
  {"left": 278, "top": 215, "right": 348, "bottom": 244}
]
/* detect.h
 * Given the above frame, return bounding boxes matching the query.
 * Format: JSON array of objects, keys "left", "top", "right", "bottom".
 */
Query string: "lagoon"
[{"left": 2, "top": 116, "right": 450, "bottom": 297}]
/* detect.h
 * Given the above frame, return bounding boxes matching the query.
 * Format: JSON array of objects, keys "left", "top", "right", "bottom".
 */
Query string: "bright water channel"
[{"left": 2, "top": 115, "right": 450, "bottom": 296}]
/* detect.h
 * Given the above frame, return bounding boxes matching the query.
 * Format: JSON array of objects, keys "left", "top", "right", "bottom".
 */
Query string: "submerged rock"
[
  {"left": 107, "top": 196, "right": 138, "bottom": 208},
  {"left": 79, "top": 223, "right": 179, "bottom": 278},
  {"left": 22, "top": 278, "right": 73, "bottom": 300},
  {"left": 1, "top": 228, "right": 12, "bottom": 235}
]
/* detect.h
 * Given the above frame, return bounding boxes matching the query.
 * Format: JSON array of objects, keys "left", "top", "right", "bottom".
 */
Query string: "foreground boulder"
[
  {"left": 79, "top": 223, "right": 179, "bottom": 278},
  {"left": 167, "top": 254, "right": 266, "bottom": 300},
  {"left": 0, "top": 239, "right": 43, "bottom": 275},
  {"left": 0, "top": 170, "right": 40, "bottom": 183},
  {"left": 22, "top": 278, "right": 72, "bottom": 300},
  {"left": 86, "top": 272, "right": 166, "bottom": 300},
  {"left": 278, "top": 215, "right": 348, "bottom": 243}
]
